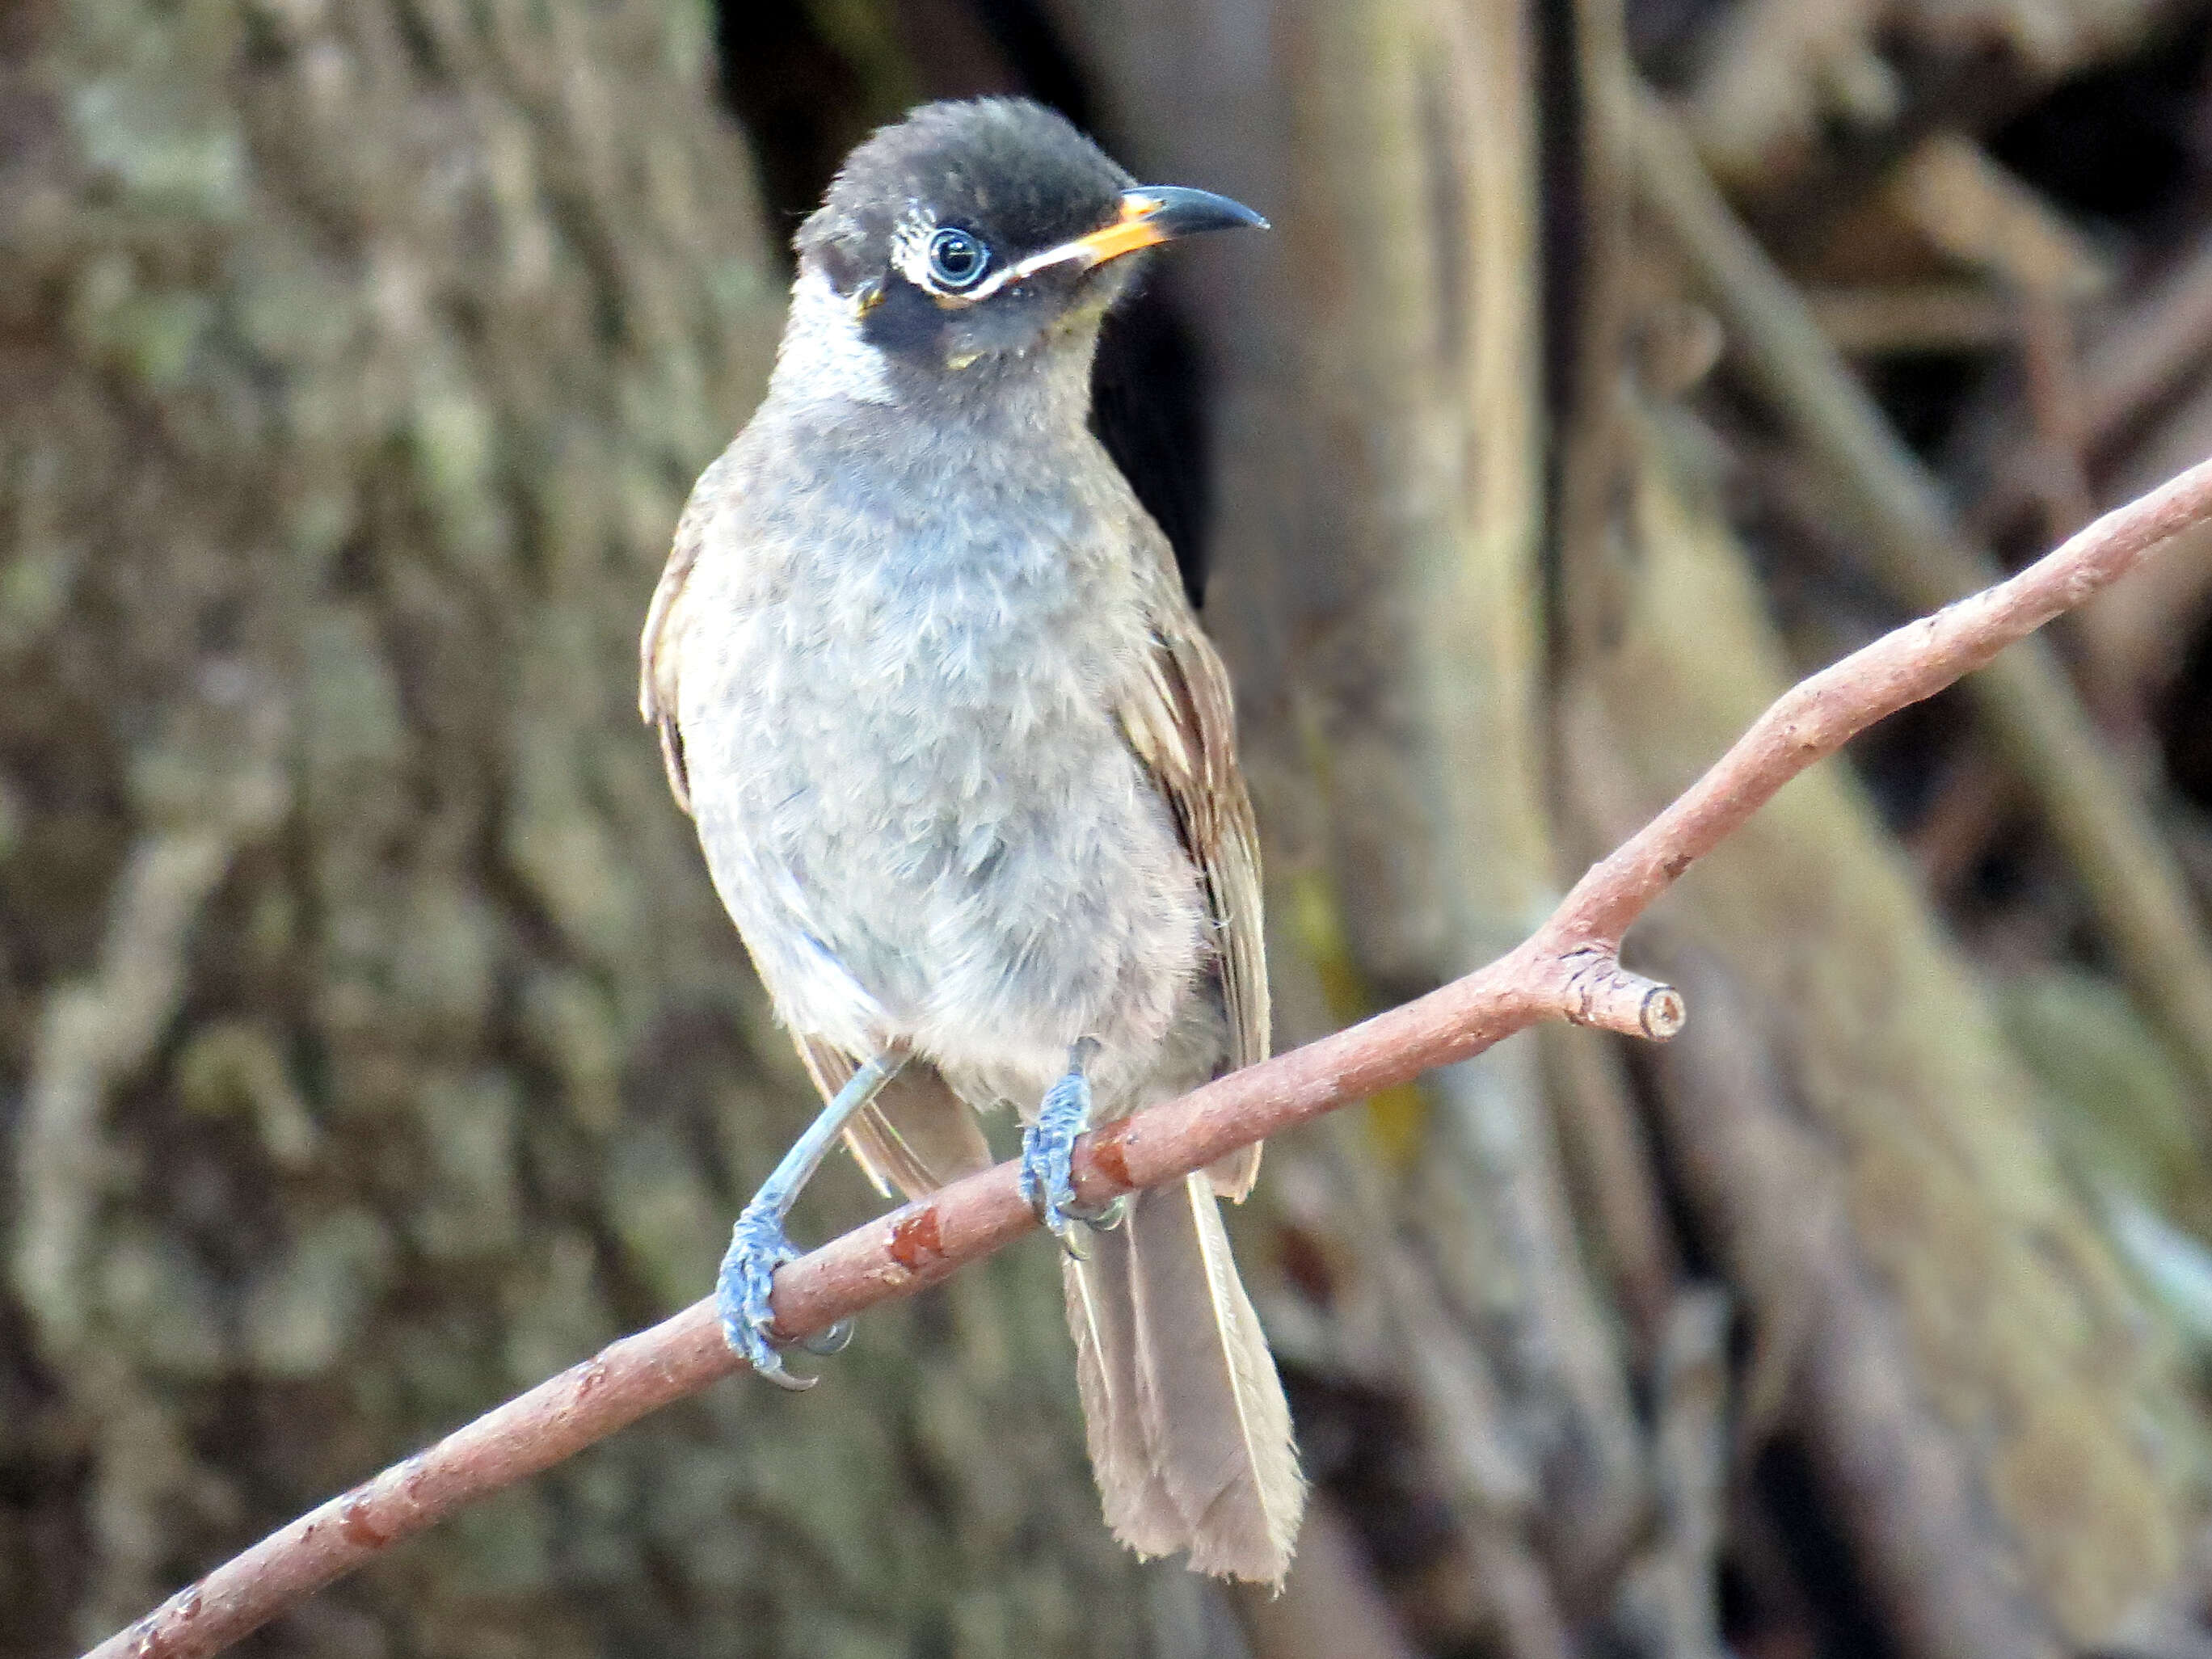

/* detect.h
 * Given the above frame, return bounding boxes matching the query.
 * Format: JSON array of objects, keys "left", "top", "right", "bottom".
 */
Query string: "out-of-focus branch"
[
  {"left": 1650, "top": 953, "right": 2067, "bottom": 1659},
  {"left": 1238, "top": 1499, "right": 1425, "bottom": 1659},
  {"left": 1631, "top": 86, "right": 2212, "bottom": 1103},
  {"left": 1612, "top": 1286, "right": 1731, "bottom": 1659},
  {"left": 88, "top": 453, "right": 2212, "bottom": 1659},
  {"left": 1980, "top": 224, "right": 2212, "bottom": 541}
]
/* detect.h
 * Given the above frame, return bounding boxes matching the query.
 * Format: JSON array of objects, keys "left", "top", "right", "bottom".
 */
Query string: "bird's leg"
[
  {"left": 1021, "top": 1038, "right": 1126, "bottom": 1257},
  {"left": 719, "top": 1051, "right": 906, "bottom": 1389}
]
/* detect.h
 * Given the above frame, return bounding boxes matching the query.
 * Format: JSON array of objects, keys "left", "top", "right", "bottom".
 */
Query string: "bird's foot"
[
  {"left": 1021, "top": 1059, "right": 1125, "bottom": 1258},
  {"left": 716, "top": 1202, "right": 850, "bottom": 1389}
]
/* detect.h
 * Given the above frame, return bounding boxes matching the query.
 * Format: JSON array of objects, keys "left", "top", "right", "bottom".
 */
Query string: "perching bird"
[{"left": 640, "top": 97, "right": 1303, "bottom": 1583}]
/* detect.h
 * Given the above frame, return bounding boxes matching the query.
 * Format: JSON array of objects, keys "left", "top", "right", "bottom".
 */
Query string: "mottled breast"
[{"left": 675, "top": 401, "right": 1208, "bottom": 1093}]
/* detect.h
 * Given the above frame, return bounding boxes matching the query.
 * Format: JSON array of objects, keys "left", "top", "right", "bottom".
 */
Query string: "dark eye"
[{"left": 926, "top": 225, "right": 991, "bottom": 291}]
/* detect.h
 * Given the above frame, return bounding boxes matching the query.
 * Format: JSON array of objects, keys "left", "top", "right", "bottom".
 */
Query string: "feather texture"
[
  {"left": 1068, "top": 1176, "right": 1304, "bottom": 1582},
  {"left": 1114, "top": 603, "right": 1270, "bottom": 1082},
  {"left": 1114, "top": 558, "right": 1270, "bottom": 1202},
  {"left": 1064, "top": 1220, "right": 1188, "bottom": 1557},
  {"left": 796, "top": 1037, "right": 992, "bottom": 1201},
  {"left": 638, "top": 448, "right": 730, "bottom": 817},
  {"left": 636, "top": 101, "right": 1302, "bottom": 1576}
]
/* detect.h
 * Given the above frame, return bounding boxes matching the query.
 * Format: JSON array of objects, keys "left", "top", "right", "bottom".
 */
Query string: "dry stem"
[{"left": 89, "top": 453, "right": 2212, "bottom": 1659}]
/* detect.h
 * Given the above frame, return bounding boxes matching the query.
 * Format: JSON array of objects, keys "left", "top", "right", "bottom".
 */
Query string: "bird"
[{"left": 640, "top": 96, "right": 1303, "bottom": 1584}]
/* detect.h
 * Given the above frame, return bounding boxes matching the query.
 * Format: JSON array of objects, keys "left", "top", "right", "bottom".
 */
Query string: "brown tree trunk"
[{"left": 0, "top": 5, "right": 1161, "bottom": 1654}]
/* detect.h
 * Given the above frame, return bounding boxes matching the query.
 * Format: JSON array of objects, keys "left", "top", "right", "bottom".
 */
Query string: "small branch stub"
[
  {"left": 1641, "top": 983, "right": 1687, "bottom": 1040},
  {"left": 1551, "top": 945, "right": 1686, "bottom": 1040}
]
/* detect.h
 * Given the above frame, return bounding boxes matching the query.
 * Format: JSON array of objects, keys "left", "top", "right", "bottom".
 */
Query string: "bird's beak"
[{"left": 1013, "top": 186, "right": 1269, "bottom": 280}]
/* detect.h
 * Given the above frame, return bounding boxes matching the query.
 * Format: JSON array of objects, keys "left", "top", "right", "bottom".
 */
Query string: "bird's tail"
[{"left": 1063, "top": 1173, "right": 1304, "bottom": 1583}]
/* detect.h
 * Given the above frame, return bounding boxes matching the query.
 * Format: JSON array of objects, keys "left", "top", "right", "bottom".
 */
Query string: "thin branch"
[
  {"left": 1630, "top": 87, "right": 2212, "bottom": 1102},
  {"left": 91, "top": 452, "right": 2212, "bottom": 1659}
]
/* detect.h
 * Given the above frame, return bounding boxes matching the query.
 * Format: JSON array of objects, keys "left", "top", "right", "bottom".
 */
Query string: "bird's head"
[{"left": 781, "top": 99, "right": 1265, "bottom": 402}]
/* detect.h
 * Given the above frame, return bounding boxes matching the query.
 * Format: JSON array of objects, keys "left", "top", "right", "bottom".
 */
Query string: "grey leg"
[
  {"left": 1020, "top": 1038, "right": 1126, "bottom": 1257},
  {"left": 718, "top": 1052, "right": 905, "bottom": 1389}
]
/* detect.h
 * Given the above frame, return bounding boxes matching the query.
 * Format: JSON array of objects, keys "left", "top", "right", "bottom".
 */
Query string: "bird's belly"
[{"left": 686, "top": 614, "right": 1207, "bottom": 1097}]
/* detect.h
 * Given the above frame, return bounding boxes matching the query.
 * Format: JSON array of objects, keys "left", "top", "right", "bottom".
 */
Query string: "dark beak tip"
[{"left": 1127, "top": 183, "right": 1271, "bottom": 238}]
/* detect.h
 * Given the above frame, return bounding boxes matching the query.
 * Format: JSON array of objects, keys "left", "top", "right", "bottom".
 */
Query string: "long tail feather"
[
  {"left": 1065, "top": 1229, "right": 1186, "bottom": 1558},
  {"left": 1064, "top": 1175, "right": 1304, "bottom": 1582}
]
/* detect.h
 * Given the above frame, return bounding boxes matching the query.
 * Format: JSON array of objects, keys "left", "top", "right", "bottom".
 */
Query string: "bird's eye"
[{"left": 926, "top": 225, "right": 991, "bottom": 291}]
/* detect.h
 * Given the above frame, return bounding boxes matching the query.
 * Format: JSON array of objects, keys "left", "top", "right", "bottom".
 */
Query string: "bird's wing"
[
  {"left": 640, "top": 466, "right": 721, "bottom": 816},
  {"left": 797, "top": 1036, "right": 995, "bottom": 1203},
  {"left": 1116, "top": 549, "right": 1271, "bottom": 1201}
]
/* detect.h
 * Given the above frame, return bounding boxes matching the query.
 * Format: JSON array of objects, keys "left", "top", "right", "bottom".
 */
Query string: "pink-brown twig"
[{"left": 89, "top": 453, "right": 2212, "bottom": 1659}]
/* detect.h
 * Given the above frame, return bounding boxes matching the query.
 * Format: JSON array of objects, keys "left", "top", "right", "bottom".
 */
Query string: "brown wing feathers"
[
  {"left": 640, "top": 501, "right": 703, "bottom": 816},
  {"left": 1116, "top": 600, "right": 1270, "bottom": 1199}
]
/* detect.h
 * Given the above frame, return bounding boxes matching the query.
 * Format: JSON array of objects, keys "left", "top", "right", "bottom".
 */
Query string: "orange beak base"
[{"left": 1049, "top": 185, "right": 1269, "bottom": 272}]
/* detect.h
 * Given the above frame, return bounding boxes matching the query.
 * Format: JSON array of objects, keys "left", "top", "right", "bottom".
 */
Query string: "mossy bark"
[{"left": 0, "top": 5, "right": 1163, "bottom": 1654}]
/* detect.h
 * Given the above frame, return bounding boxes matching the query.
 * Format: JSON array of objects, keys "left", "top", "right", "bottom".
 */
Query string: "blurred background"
[{"left": 15, "top": 0, "right": 2212, "bottom": 1655}]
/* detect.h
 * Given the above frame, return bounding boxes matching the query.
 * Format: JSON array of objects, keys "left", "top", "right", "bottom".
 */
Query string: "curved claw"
[
  {"left": 799, "top": 1318, "right": 854, "bottom": 1357},
  {"left": 1080, "top": 1193, "right": 1128, "bottom": 1232},
  {"left": 716, "top": 1206, "right": 821, "bottom": 1391},
  {"left": 1021, "top": 1066, "right": 1124, "bottom": 1258}
]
